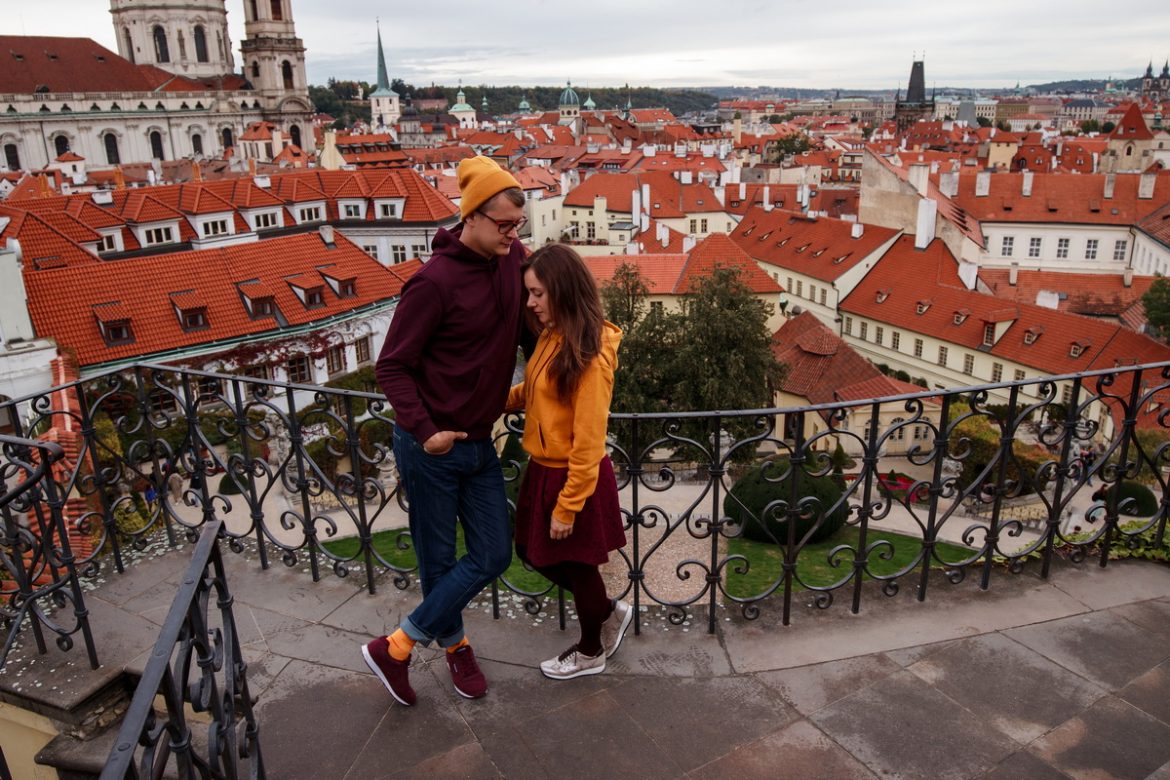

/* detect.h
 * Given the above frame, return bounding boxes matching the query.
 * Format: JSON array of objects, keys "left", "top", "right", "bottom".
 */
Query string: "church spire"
[{"left": 375, "top": 22, "right": 390, "bottom": 92}]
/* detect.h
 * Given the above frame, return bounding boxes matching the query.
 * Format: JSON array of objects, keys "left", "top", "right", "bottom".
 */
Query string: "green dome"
[
  {"left": 583, "top": 94, "right": 596, "bottom": 110},
  {"left": 519, "top": 96, "right": 531, "bottom": 111},
  {"left": 450, "top": 88, "right": 473, "bottom": 112},
  {"left": 559, "top": 81, "right": 580, "bottom": 107}
]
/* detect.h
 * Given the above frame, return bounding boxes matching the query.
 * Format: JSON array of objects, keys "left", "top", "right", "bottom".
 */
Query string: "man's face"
[{"left": 462, "top": 195, "right": 525, "bottom": 259}]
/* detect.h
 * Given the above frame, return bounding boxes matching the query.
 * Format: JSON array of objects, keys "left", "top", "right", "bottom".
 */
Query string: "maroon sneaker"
[
  {"left": 446, "top": 644, "right": 488, "bottom": 699},
  {"left": 361, "top": 638, "right": 416, "bottom": 706}
]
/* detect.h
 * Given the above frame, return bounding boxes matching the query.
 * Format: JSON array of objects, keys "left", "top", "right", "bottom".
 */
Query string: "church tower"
[
  {"left": 109, "top": 0, "right": 235, "bottom": 80},
  {"left": 239, "top": 0, "right": 313, "bottom": 146},
  {"left": 369, "top": 24, "right": 400, "bottom": 131}
]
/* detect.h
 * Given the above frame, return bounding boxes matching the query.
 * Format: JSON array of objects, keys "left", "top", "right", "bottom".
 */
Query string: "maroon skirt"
[{"left": 514, "top": 456, "right": 627, "bottom": 567}]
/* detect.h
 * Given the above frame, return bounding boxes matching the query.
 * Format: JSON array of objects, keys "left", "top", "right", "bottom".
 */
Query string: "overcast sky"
[{"left": 11, "top": 1, "right": 1170, "bottom": 92}]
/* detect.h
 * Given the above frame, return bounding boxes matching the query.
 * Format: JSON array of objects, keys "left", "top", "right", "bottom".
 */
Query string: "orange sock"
[
  {"left": 386, "top": 629, "right": 415, "bottom": 661},
  {"left": 446, "top": 637, "right": 470, "bottom": 654}
]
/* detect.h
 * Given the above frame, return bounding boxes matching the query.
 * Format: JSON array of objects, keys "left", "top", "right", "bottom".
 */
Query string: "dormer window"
[
  {"left": 916, "top": 300, "right": 932, "bottom": 315},
  {"left": 953, "top": 309, "right": 970, "bottom": 325},
  {"left": 795, "top": 243, "right": 810, "bottom": 253},
  {"left": 982, "top": 322, "right": 995, "bottom": 346},
  {"left": 181, "top": 308, "right": 209, "bottom": 331},
  {"left": 318, "top": 266, "right": 357, "bottom": 299},
  {"left": 305, "top": 287, "right": 325, "bottom": 307},
  {"left": 253, "top": 297, "right": 275, "bottom": 317},
  {"left": 104, "top": 320, "right": 133, "bottom": 344},
  {"left": 834, "top": 253, "right": 851, "bottom": 264},
  {"left": 1023, "top": 326, "right": 1043, "bottom": 345},
  {"left": 875, "top": 289, "right": 891, "bottom": 304},
  {"left": 1069, "top": 339, "right": 1090, "bottom": 358}
]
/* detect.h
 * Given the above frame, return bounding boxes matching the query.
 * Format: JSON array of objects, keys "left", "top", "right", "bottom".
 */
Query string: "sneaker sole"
[
  {"left": 452, "top": 683, "right": 486, "bottom": 700},
  {"left": 361, "top": 644, "right": 413, "bottom": 706},
  {"left": 540, "top": 662, "right": 607, "bottom": 681},
  {"left": 605, "top": 604, "right": 635, "bottom": 659}
]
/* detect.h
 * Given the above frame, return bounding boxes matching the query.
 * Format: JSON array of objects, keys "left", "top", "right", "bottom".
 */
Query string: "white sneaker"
[
  {"left": 600, "top": 599, "right": 633, "bottom": 658},
  {"left": 540, "top": 644, "right": 606, "bottom": 680}
]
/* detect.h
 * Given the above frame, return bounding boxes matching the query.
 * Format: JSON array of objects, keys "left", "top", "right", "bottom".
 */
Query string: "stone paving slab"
[
  {"left": 1029, "top": 696, "right": 1170, "bottom": 780},
  {"left": 689, "top": 719, "right": 879, "bottom": 780}
]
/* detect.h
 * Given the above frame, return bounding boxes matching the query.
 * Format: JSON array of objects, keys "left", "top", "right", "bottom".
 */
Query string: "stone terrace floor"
[{"left": 12, "top": 545, "right": 1170, "bottom": 779}]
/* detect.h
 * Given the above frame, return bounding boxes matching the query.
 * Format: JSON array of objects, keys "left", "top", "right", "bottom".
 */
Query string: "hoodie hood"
[{"left": 599, "top": 321, "right": 622, "bottom": 370}]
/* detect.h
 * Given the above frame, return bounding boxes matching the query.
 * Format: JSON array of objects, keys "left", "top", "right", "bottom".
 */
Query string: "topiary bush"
[
  {"left": 1116, "top": 480, "right": 1158, "bottom": 516},
  {"left": 723, "top": 459, "right": 849, "bottom": 544},
  {"left": 218, "top": 472, "right": 243, "bottom": 495}
]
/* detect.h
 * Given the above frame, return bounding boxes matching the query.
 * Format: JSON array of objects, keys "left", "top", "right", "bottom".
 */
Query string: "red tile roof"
[
  {"left": 0, "top": 36, "right": 212, "bottom": 94},
  {"left": 1109, "top": 103, "right": 1154, "bottom": 142},
  {"left": 23, "top": 232, "right": 415, "bottom": 367},
  {"left": 587, "top": 233, "right": 781, "bottom": 296},
  {"left": 951, "top": 169, "right": 1170, "bottom": 225},
  {"left": 979, "top": 269, "right": 1156, "bottom": 318},
  {"left": 564, "top": 171, "right": 725, "bottom": 218},
  {"left": 730, "top": 206, "right": 899, "bottom": 283}
]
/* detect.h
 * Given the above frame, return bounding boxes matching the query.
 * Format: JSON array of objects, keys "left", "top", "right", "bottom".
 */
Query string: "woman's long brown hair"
[{"left": 527, "top": 244, "right": 604, "bottom": 402}]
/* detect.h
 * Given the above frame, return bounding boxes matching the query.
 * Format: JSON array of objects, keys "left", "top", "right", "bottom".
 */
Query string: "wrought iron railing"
[
  {"left": 1, "top": 433, "right": 96, "bottom": 671},
  {"left": 100, "top": 519, "right": 263, "bottom": 779},
  {"left": 1, "top": 359, "right": 1168, "bottom": 672}
]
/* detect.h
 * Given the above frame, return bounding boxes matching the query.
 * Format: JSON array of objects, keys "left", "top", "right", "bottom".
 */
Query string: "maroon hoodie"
[{"left": 375, "top": 225, "right": 526, "bottom": 443}]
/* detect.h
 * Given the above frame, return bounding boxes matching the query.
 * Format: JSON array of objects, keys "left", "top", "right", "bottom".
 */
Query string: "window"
[
  {"left": 286, "top": 355, "right": 311, "bottom": 384},
  {"left": 270, "top": 0, "right": 283, "bottom": 20},
  {"left": 411, "top": 243, "right": 427, "bottom": 258},
  {"left": 963, "top": 354, "right": 974, "bottom": 375},
  {"left": 54, "top": 135, "right": 69, "bottom": 157},
  {"left": 379, "top": 203, "right": 398, "bottom": 218},
  {"left": 254, "top": 211, "right": 278, "bottom": 229},
  {"left": 338, "top": 280, "right": 355, "bottom": 297},
  {"left": 809, "top": 284, "right": 817, "bottom": 301},
  {"left": 982, "top": 323, "right": 995, "bottom": 346},
  {"left": 700, "top": 218, "right": 708, "bottom": 232},
  {"left": 281, "top": 60, "right": 294, "bottom": 90},
  {"left": 1013, "top": 369, "right": 1026, "bottom": 382},
  {"left": 191, "top": 133, "right": 203, "bottom": 156},
  {"left": 786, "top": 276, "right": 793, "bottom": 292},
  {"left": 1069, "top": 344, "right": 1084, "bottom": 358},
  {"left": 819, "top": 289, "right": 827, "bottom": 306},
  {"left": 343, "top": 203, "right": 362, "bottom": 218},
  {"left": 843, "top": 316, "right": 853, "bottom": 336},
  {"left": 1028, "top": 237, "right": 1042, "bottom": 258},
  {"left": 251, "top": 297, "right": 275, "bottom": 317},
  {"left": 392, "top": 246, "right": 407, "bottom": 263},
  {"left": 875, "top": 326, "right": 883, "bottom": 346},
  {"left": 916, "top": 300, "right": 931, "bottom": 315},
  {"left": 1113, "top": 240, "right": 1127, "bottom": 261},
  {"left": 149, "top": 130, "right": 165, "bottom": 161},
  {"left": 913, "top": 338, "right": 923, "bottom": 358},
  {"left": 104, "top": 320, "right": 133, "bottom": 345},
  {"left": 251, "top": 61, "right": 260, "bottom": 78},
  {"left": 650, "top": 301, "right": 663, "bottom": 314},
  {"left": 937, "top": 346, "right": 948, "bottom": 367},
  {"left": 149, "top": 389, "right": 177, "bottom": 414},
  {"left": 355, "top": 336, "right": 371, "bottom": 363},
  {"left": 202, "top": 219, "right": 229, "bottom": 237},
  {"left": 1057, "top": 238, "right": 1070, "bottom": 258},
  {"left": 689, "top": 219, "right": 697, "bottom": 233},
  {"left": 859, "top": 322, "right": 868, "bottom": 340},
  {"left": 193, "top": 25, "right": 208, "bottom": 62},
  {"left": 298, "top": 206, "right": 321, "bottom": 223},
  {"left": 243, "top": 363, "right": 269, "bottom": 381},
  {"left": 103, "top": 133, "right": 120, "bottom": 165},
  {"left": 197, "top": 376, "right": 220, "bottom": 403},
  {"left": 177, "top": 29, "right": 187, "bottom": 60},
  {"left": 795, "top": 280, "right": 803, "bottom": 296},
  {"left": 1085, "top": 239, "right": 1098, "bottom": 260},
  {"left": 305, "top": 288, "right": 325, "bottom": 307},
  {"left": 891, "top": 331, "right": 901, "bottom": 351},
  {"left": 587, "top": 222, "right": 596, "bottom": 240},
  {"left": 362, "top": 244, "right": 378, "bottom": 258},
  {"left": 152, "top": 25, "right": 170, "bottom": 63},
  {"left": 222, "top": 128, "right": 234, "bottom": 149},
  {"left": 326, "top": 345, "right": 347, "bottom": 376},
  {"left": 3, "top": 143, "right": 19, "bottom": 171},
  {"left": 1001, "top": 236, "right": 1014, "bottom": 257},
  {"left": 1023, "top": 328, "right": 1040, "bottom": 345},
  {"left": 182, "top": 308, "right": 208, "bottom": 330},
  {"left": 991, "top": 362, "right": 1003, "bottom": 382},
  {"left": 144, "top": 226, "right": 174, "bottom": 245}
]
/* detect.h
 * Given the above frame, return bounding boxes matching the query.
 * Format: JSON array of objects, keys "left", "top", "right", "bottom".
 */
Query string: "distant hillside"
[
  {"left": 401, "top": 84, "right": 720, "bottom": 117},
  {"left": 1024, "top": 78, "right": 1142, "bottom": 93}
]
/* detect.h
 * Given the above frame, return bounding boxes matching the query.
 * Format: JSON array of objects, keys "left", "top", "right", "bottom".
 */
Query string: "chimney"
[
  {"left": 641, "top": 183, "right": 651, "bottom": 214},
  {"left": 675, "top": 143, "right": 687, "bottom": 158},
  {"left": 908, "top": 164, "right": 929, "bottom": 197},
  {"left": 319, "top": 224, "right": 335, "bottom": 247},
  {"left": 1021, "top": 170, "right": 1034, "bottom": 197},
  {"left": 938, "top": 171, "right": 958, "bottom": 197},
  {"left": 713, "top": 184, "right": 725, "bottom": 206},
  {"left": 914, "top": 198, "right": 937, "bottom": 249},
  {"left": 680, "top": 170, "right": 693, "bottom": 184},
  {"left": 1139, "top": 172, "right": 1157, "bottom": 199},
  {"left": 930, "top": 160, "right": 939, "bottom": 174},
  {"left": 851, "top": 222, "right": 865, "bottom": 239},
  {"left": 762, "top": 185, "right": 773, "bottom": 211},
  {"left": 733, "top": 116, "right": 743, "bottom": 144},
  {"left": 640, "top": 213, "right": 649, "bottom": 232},
  {"left": 1104, "top": 173, "right": 1116, "bottom": 199},
  {"left": 975, "top": 170, "right": 991, "bottom": 197},
  {"left": 1009, "top": 262, "right": 1019, "bottom": 285},
  {"left": 631, "top": 188, "right": 641, "bottom": 221},
  {"left": 642, "top": 144, "right": 656, "bottom": 157},
  {"left": 682, "top": 235, "right": 697, "bottom": 253},
  {"left": 1124, "top": 267, "right": 1134, "bottom": 287},
  {"left": 738, "top": 181, "right": 747, "bottom": 200}
]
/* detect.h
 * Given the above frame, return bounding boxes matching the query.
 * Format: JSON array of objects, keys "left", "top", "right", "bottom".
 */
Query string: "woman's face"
[{"left": 524, "top": 267, "right": 554, "bottom": 328}]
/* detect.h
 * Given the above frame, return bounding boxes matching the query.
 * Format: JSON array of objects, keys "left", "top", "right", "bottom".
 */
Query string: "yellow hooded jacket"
[{"left": 506, "top": 321, "right": 622, "bottom": 526}]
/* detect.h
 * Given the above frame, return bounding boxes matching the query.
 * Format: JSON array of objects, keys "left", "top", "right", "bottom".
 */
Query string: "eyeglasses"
[{"left": 477, "top": 212, "right": 528, "bottom": 235}]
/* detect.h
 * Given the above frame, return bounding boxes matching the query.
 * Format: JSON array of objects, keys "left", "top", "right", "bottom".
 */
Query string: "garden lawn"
[
  {"left": 321, "top": 525, "right": 551, "bottom": 594},
  {"left": 724, "top": 526, "right": 975, "bottom": 599}
]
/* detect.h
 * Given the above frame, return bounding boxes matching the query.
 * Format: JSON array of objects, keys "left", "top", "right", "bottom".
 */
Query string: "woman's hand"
[{"left": 549, "top": 518, "right": 574, "bottom": 540}]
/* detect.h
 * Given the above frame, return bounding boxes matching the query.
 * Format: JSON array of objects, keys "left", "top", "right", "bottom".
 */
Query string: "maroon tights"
[{"left": 519, "top": 549, "right": 613, "bottom": 657}]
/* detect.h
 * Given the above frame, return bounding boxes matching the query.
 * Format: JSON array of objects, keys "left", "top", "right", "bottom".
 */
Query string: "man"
[{"left": 362, "top": 156, "right": 528, "bottom": 706}]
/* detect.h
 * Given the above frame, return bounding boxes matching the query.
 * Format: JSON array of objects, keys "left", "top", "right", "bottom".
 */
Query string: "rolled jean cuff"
[{"left": 400, "top": 616, "right": 465, "bottom": 649}]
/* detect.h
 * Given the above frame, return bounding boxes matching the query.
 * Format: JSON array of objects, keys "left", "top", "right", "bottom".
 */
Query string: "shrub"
[
  {"left": 218, "top": 473, "right": 243, "bottom": 495},
  {"left": 1111, "top": 480, "right": 1158, "bottom": 516},
  {"left": 723, "top": 460, "right": 849, "bottom": 544}
]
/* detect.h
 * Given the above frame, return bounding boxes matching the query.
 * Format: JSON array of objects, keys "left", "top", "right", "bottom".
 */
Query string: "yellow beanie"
[{"left": 457, "top": 156, "right": 521, "bottom": 219}]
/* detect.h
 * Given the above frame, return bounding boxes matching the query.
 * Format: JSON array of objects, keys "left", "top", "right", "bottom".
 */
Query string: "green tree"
[
  {"left": 976, "top": 116, "right": 992, "bottom": 128},
  {"left": 1080, "top": 119, "right": 1100, "bottom": 134},
  {"left": 770, "top": 134, "right": 811, "bottom": 162},
  {"left": 600, "top": 262, "right": 649, "bottom": 334},
  {"left": 1102, "top": 121, "right": 1116, "bottom": 133},
  {"left": 1142, "top": 277, "right": 1170, "bottom": 340}
]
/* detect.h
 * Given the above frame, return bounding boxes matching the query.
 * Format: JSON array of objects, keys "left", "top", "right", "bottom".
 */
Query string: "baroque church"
[{"left": 0, "top": 0, "right": 313, "bottom": 173}]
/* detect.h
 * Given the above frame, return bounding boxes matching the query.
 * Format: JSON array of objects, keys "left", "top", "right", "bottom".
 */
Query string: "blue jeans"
[{"left": 392, "top": 426, "right": 512, "bottom": 648}]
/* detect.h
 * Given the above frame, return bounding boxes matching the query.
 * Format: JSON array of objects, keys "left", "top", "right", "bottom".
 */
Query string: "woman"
[{"left": 507, "top": 244, "right": 632, "bottom": 680}]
